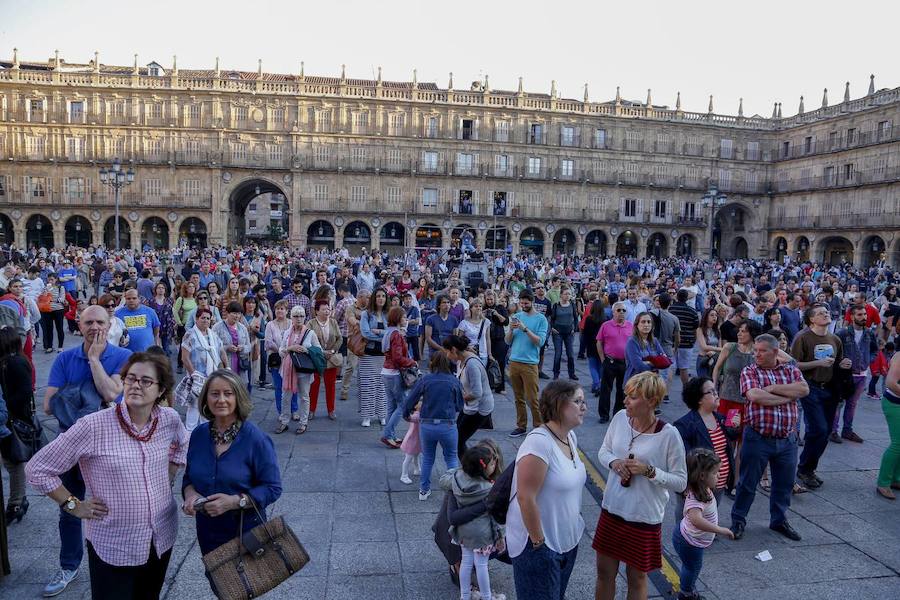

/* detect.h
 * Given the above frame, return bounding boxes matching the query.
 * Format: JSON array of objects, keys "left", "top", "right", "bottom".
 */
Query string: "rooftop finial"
[
  {"left": 772, "top": 102, "right": 778, "bottom": 118},
  {"left": 517, "top": 76, "right": 523, "bottom": 94},
  {"left": 172, "top": 55, "right": 177, "bottom": 75},
  {"left": 676, "top": 91, "right": 681, "bottom": 111},
  {"left": 646, "top": 88, "right": 652, "bottom": 107},
  {"left": 54, "top": 49, "right": 60, "bottom": 69},
  {"left": 484, "top": 74, "right": 490, "bottom": 93},
  {"left": 412, "top": 68, "right": 417, "bottom": 87},
  {"left": 12, "top": 47, "right": 18, "bottom": 68},
  {"left": 133, "top": 54, "right": 138, "bottom": 75},
  {"left": 550, "top": 79, "right": 557, "bottom": 98},
  {"left": 448, "top": 72, "right": 453, "bottom": 90},
  {"left": 215, "top": 56, "right": 220, "bottom": 77},
  {"left": 868, "top": 74, "right": 875, "bottom": 95},
  {"left": 615, "top": 86, "right": 621, "bottom": 104},
  {"left": 341, "top": 63, "right": 346, "bottom": 80},
  {"left": 299, "top": 61, "right": 304, "bottom": 79},
  {"left": 844, "top": 81, "right": 850, "bottom": 102},
  {"left": 777, "top": 102, "right": 782, "bottom": 118},
  {"left": 822, "top": 88, "right": 828, "bottom": 108},
  {"left": 798, "top": 95, "right": 805, "bottom": 114},
  {"left": 377, "top": 66, "right": 382, "bottom": 84},
  {"left": 708, "top": 94, "right": 714, "bottom": 114},
  {"left": 738, "top": 97, "right": 743, "bottom": 117},
  {"left": 258, "top": 59, "right": 262, "bottom": 77},
  {"left": 93, "top": 51, "right": 99, "bottom": 72},
  {"left": 584, "top": 83, "right": 589, "bottom": 103}
]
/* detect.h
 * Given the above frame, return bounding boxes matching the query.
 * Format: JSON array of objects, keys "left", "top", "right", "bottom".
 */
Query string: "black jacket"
[{"left": 673, "top": 410, "right": 739, "bottom": 491}]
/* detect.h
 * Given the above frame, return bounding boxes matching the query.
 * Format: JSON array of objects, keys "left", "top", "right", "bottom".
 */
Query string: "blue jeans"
[
  {"left": 672, "top": 527, "right": 704, "bottom": 595},
  {"left": 552, "top": 330, "right": 576, "bottom": 378},
  {"left": 731, "top": 427, "right": 798, "bottom": 528},
  {"left": 270, "top": 367, "right": 298, "bottom": 414},
  {"left": 382, "top": 374, "right": 406, "bottom": 440},
  {"left": 59, "top": 465, "right": 85, "bottom": 571},
  {"left": 511, "top": 538, "right": 578, "bottom": 600},
  {"left": 418, "top": 422, "right": 459, "bottom": 493},
  {"left": 798, "top": 385, "right": 838, "bottom": 475},
  {"left": 587, "top": 356, "right": 602, "bottom": 390}
]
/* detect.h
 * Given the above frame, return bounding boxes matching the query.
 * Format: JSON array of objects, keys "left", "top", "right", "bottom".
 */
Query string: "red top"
[
  {"left": 384, "top": 330, "right": 416, "bottom": 370},
  {"left": 708, "top": 425, "right": 730, "bottom": 489},
  {"left": 844, "top": 303, "right": 881, "bottom": 328},
  {"left": 870, "top": 351, "right": 890, "bottom": 376}
]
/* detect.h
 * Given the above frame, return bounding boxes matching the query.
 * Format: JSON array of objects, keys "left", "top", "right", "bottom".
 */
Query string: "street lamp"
[
  {"left": 99, "top": 157, "right": 135, "bottom": 250},
  {"left": 701, "top": 186, "right": 727, "bottom": 260}
]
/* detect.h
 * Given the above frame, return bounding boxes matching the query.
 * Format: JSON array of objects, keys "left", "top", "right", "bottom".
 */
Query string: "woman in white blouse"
[
  {"left": 457, "top": 297, "right": 491, "bottom": 366},
  {"left": 593, "top": 371, "right": 687, "bottom": 600},
  {"left": 505, "top": 379, "right": 587, "bottom": 600}
]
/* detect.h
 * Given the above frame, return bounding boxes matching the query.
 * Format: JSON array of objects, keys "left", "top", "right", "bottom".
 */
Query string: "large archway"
[
  {"left": 819, "top": 236, "right": 854, "bottom": 266},
  {"left": 675, "top": 234, "right": 695, "bottom": 257},
  {"left": 585, "top": 230, "right": 608, "bottom": 256},
  {"left": 713, "top": 203, "right": 752, "bottom": 260},
  {"left": 553, "top": 229, "right": 576, "bottom": 255},
  {"left": 0, "top": 213, "right": 13, "bottom": 247},
  {"left": 227, "top": 178, "right": 289, "bottom": 245},
  {"left": 103, "top": 216, "right": 131, "bottom": 249},
  {"left": 415, "top": 223, "right": 442, "bottom": 249},
  {"left": 308, "top": 220, "right": 335, "bottom": 249},
  {"left": 180, "top": 217, "right": 208, "bottom": 248},
  {"left": 861, "top": 235, "right": 886, "bottom": 267},
  {"left": 615, "top": 231, "right": 638, "bottom": 257},
  {"left": 141, "top": 217, "right": 169, "bottom": 250},
  {"left": 773, "top": 236, "right": 788, "bottom": 262},
  {"left": 733, "top": 237, "right": 749, "bottom": 259},
  {"left": 26, "top": 215, "right": 53, "bottom": 249},
  {"left": 64, "top": 216, "right": 92, "bottom": 248},
  {"left": 343, "top": 221, "right": 371, "bottom": 252},
  {"left": 520, "top": 227, "right": 544, "bottom": 256},
  {"left": 795, "top": 236, "right": 810, "bottom": 262},
  {"left": 380, "top": 222, "right": 405, "bottom": 252},
  {"left": 451, "top": 224, "right": 477, "bottom": 248},
  {"left": 647, "top": 233, "right": 667, "bottom": 259},
  {"left": 486, "top": 226, "right": 509, "bottom": 253}
]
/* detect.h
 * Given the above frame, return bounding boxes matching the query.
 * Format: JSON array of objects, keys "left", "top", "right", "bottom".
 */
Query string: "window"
[
  {"left": 871, "top": 197, "right": 883, "bottom": 215},
  {"left": 800, "top": 168, "right": 811, "bottom": 188},
  {"left": 560, "top": 126, "right": 576, "bottom": 147},
  {"left": 745, "top": 171, "right": 758, "bottom": 192},
  {"left": 719, "top": 138, "right": 733, "bottom": 159},
  {"left": 111, "top": 101, "right": 125, "bottom": 118},
  {"left": 461, "top": 119, "right": 475, "bottom": 140},
  {"left": 594, "top": 128, "right": 607, "bottom": 149},
  {"left": 314, "top": 145, "right": 329, "bottom": 163},
  {"left": 623, "top": 163, "right": 638, "bottom": 181},
  {"left": 493, "top": 191, "right": 507, "bottom": 215},
  {"left": 828, "top": 131, "right": 838, "bottom": 149},
  {"left": 878, "top": 120, "right": 892, "bottom": 140},
  {"left": 654, "top": 199, "right": 667, "bottom": 218},
  {"left": 657, "top": 133, "right": 671, "bottom": 153},
  {"left": 66, "top": 137, "right": 85, "bottom": 161},
  {"left": 386, "top": 186, "right": 401, "bottom": 204},
  {"left": 824, "top": 166, "right": 835, "bottom": 185},
  {"left": 350, "top": 186, "right": 368, "bottom": 202},
  {"left": 147, "top": 139, "right": 162, "bottom": 158},
  {"left": 458, "top": 190, "right": 473, "bottom": 214},
  {"left": 26, "top": 136, "right": 45, "bottom": 159},
  {"left": 847, "top": 128, "right": 857, "bottom": 145},
  {"left": 873, "top": 157, "right": 887, "bottom": 178},
  {"left": 527, "top": 157, "right": 542, "bottom": 175},
  {"left": 425, "top": 116, "right": 438, "bottom": 138},
  {"left": 843, "top": 163, "right": 854, "bottom": 181},
  {"left": 316, "top": 110, "right": 332, "bottom": 131},
  {"left": 422, "top": 188, "right": 438, "bottom": 207},
  {"left": 387, "top": 149, "right": 402, "bottom": 168},
  {"left": 24, "top": 176, "right": 48, "bottom": 197},
  {"left": 184, "top": 140, "right": 200, "bottom": 159},
  {"left": 234, "top": 106, "right": 248, "bottom": 122},
  {"left": 114, "top": 138, "right": 126, "bottom": 158},
  {"left": 781, "top": 141, "right": 790, "bottom": 158},
  {"left": 625, "top": 131, "right": 642, "bottom": 150},
  {"left": 529, "top": 123, "right": 543, "bottom": 145},
  {"left": 189, "top": 104, "right": 201, "bottom": 120},
  {"left": 685, "top": 135, "right": 702, "bottom": 156},
  {"left": 352, "top": 112, "right": 369, "bottom": 133},
  {"left": 64, "top": 177, "right": 86, "bottom": 200},
  {"left": 147, "top": 103, "right": 162, "bottom": 120},
  {"left": 231, "top": 143, "right": 247, "bottom": 161},
  {"left": 268, "top": 144, "right": 283, "bottom": 162},
  {"left": 389, "top": 113, "right": 406, "bottom": 136},
  {"left": 746, "top": 141, "right": 760, "bottom": 160},
  {"left": 590, "top": 194, "right": 608, "bottom": 212},
  {"left": 495, "top": 154, "right": 509, "bottom": 174},
  {"left": 422, "top": 151, "right": 438, "bottom": 172},
  {"left": 0, "top": 176, "right": 5, "bottom": 197},
  {"left": 494, "top": 120, "right": 509, "bottom": 142},
  {"left": 456, "top": 153, "right": 474, "bottom": 174},
  {"left": 69, "top": 101, "right": 84, "bottom": 122},
  {"left": 248, "top": 220, "right": 257, "bottom": 229},
  {"left": 797, "top": 204, "right": 808, "bottom": 219},
  {"left": 718, "top": 169, "right": 731, "bottom": 190},
  {"left": 623, "top": 198, "right": 637, "bottom": 218},
  {"left": 143, "top": 179, "right": 162, "bottom": 197},
  {"left": 682, "top": 201, "right": 696, "bottom": 219},
  {"left": 314, "top": 184, "right": 328, "bottom": 201},
  {"left": 183, "top": 179, "right": 200, "bottom": 197},
  {"left": 685, "top": 165, "right": 701, "bottom": 184},
  {"left": 148, "top": 65, "right": 160, "bottom": 76},
  {"left": 273, "top": 108, "right": 285, "bottom": 124},
  {"left": 29, "top": 99, "right": 44, "bottom": 121},
  {"left": 560, "top": 159, "right": 575, "bottom": 178},
  {"left": 804, "top": 136, "right": 813, "bottom": 154},
  {"left": 351, "top": 146, "right": 367, "bottom": 165}
]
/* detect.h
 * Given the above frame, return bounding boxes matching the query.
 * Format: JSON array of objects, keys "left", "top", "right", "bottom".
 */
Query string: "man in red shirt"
[
  {"left": 595, "top": 301, "right": 633, "bottom": 423},
  {"left": 843, "top": 292, "right": 880, "bottom": 329}
]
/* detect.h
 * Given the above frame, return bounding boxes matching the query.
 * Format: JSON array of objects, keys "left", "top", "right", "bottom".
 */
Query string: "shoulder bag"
[
  {"left": 289, "top": 330, "right": 317, "bottom": 374},
  {"left": 1, "top": 362, "right": 48, "bottom": 463},
  {"left": 202, "top": 501, "right": 310, "bottom": 600}
]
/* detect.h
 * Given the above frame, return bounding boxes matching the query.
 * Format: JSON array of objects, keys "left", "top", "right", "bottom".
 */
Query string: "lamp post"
[
  {"left": 99, "top": 158, "right": 135, "bottom": 250},
  {"left": 701, "top": 186, "right": 727, "bottom": 261}
]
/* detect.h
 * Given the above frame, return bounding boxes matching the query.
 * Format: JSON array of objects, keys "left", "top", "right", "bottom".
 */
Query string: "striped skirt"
[
  {"left": 592, "top": 509, "right": 662, "bottom": 573},
  {"left": 357, "top": 354, "right": 386, "bottom": 419}
]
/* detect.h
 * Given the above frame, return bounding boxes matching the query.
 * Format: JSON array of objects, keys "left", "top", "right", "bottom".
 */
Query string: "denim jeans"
[
  {"left": 798, "top": 385, "right": 838, "bottom": 475},
  {"left": 418, "top": 422, "right": 459, "bottom": 493},
  {"left": 833, "top": 375, "right": 866, "bottom": 435},
  {"left": 382, "top": 373, "right": 406, "bottom": 440},
  {"left": 270, "top": 367, "right": 298, "bottom": 415},
  {"left": 59, "top": 465, "right": 86, "bottom": 571},
  {"left": 511, "top": 538, "right": 578, "bottom": 600},
  {"left": 731, "top": 427, "right": 798, "bottom": 528},
  {"left": 671, "top": 527, "right": 704, "bottom": 595},
  {"left": 552, "top": 330, "right": 576, "bottom": 378},
  {"left": 587, "top": 356, "right": 602, "bottom": 390}
]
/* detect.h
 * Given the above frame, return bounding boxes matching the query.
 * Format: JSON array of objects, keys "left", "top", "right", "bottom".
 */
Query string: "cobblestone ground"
[{"left": 1, "top": 338, "right": 898, "bottom": 599}]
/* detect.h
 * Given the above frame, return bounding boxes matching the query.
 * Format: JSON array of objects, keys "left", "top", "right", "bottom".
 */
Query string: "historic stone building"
[{"left": 0, "top": 50, "right": 897, "bottom": 265}]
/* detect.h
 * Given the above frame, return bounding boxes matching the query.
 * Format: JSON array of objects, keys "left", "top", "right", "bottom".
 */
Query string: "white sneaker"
[
  {"left": 379, "top": 418, "right": 386, "bottom": 426},
  {"left": 491, "top": 594, "right": 507, "bottom": 600},
  {"left": 418, "top": 489, "right": 431, "bottom": 501},
  {"left": 43, "top": 569, "right": 79, "bottom": 597},
  {"left": 361, "top": 418, "right": 371, "bottom": 427},
  {"left": 400, "top": 474, "right": 413, "bottom": 484}
]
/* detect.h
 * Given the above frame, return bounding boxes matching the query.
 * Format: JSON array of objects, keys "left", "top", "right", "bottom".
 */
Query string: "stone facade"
[{"left": 0, "top": 51, "right": 897, "bottom": 265}]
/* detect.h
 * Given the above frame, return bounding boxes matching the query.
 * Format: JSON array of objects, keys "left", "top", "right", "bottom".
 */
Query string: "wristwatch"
[
  {"left": 238, "top": 494, "right": 249, "bottom": 509},
  {"left": 61, "top": 495, "right": 80, "bottom": 512},
  {"left": 644, "top": 464, "right": 656, "bottom": 480}
]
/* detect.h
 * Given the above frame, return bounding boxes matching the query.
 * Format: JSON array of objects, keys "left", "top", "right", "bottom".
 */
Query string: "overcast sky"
[{"left": 1, "top": 0, "right": 892, "bottom": 118}]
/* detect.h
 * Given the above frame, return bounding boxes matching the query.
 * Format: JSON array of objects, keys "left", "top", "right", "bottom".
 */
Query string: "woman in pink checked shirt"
[{"left": 26, "top": 352, "right": 188, "bottom": 600}]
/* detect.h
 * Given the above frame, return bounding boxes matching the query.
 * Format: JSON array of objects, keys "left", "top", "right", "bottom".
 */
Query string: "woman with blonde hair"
[{"left": 593, "top": 371, "right": 687, "bottom": 600}]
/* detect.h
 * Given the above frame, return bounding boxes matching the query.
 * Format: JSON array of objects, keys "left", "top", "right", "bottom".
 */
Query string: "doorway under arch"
[
  {"left": 520, "top": 227, "right": 544, "bottom": 256},
  {"left": 141, "top": 217, "right": 170, "bottom": 250},
  {"left": 733, "top": 237, "right": 749, "bottom": 259},
  {"left": 380, "top": 222, "right": 405, "bottom": 251},
  {"left": 227, "top": 178, "right": 289, "bottom": 245},
  {"left": 861, "top": 235, "right": 886, "bottom": 267},
  {"left": 343, "top": 221, "right": 371, "bottom": 251},
  {"left": 773, "top": 236, "right": 788, "bottom": 262},
  {"left": 675, "top": 234, "right": 695, "bottom": 257},
  {"left": 64, "top": 216, "right": 92, "bottom": 248},
  {"left": 819, "top": 236, "right": 854, "bottom": 266},
  {"left": 0, "top": 213, "right": 13, "bottom": 247},
  {"left": 615, "top": 231, "right": 638, "bottom": 257},
  {"left": 103, "top": 216, "right": 131, "bottom": 250},
  {"left": 647, "top": 233, "right": 667, "bottom": 259},
  {"left": 486, "top": 226, "right": 509, "bottom": 253},
  {"left": 584, "top": 230, "right": 607, "bottom": 256},
  {"left": 180, "top": 218, "right": 208, "bottom": 248},
  {"left": 307, "top": 220, "right": 335, "bottom": 249},
  {"left": 553, "top": 229, "right": 576, "bottom": 255},
  {"left": 26, "top": 215, "right": 53, "bottom": 249},
  {"left": 415, "top": 223, "right": 442, "bottom": 249}
]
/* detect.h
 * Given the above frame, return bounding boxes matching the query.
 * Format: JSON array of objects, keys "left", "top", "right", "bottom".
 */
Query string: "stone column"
[{"left": 52, "top": 227, "right": 64, "bottom": 249}]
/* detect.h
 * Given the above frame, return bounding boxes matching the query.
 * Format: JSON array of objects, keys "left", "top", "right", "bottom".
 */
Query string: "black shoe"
[
  {"left": 598, "top": 416, "right": 610, "bottom": 424},
  {"left": 5, "top": 498, "right": 28, "bottom": 525},
  {"left": 662, "top": 395, "right": 670, "bottom": 404},
  {"left": 538, "top": 372, "right": 550, "bottom": 380},
  {"left": 797, "top": 472, "right": 821, "bottom": 489},
  {"left": 654, "top": 408, "right": 662, "bottom": 416},
  {"left": 828, "top": 431, "right": 843, "bottom": 444},
  {"left": 770, "top": 521, "right": 802, "bottom": 541},
  {"left": 812, "top": 471, "right": 824, "bottom": 485},
  {"left": 730, "top": 521, "right": 745, "bottom": 540},
  {"left": 508, "top": 427, "right": 527, "bottom": 438},
  {"left": 569, "top": 374, "right": 579, "bottom": 381}
]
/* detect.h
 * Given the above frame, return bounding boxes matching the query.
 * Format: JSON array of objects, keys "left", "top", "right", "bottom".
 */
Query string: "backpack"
[
  {"left": 485, "top": 428, "right": 550, "bottom": 524},
  {"left": 486, "top": 356, "right": 503, "bottom": 392},
  {"left": 37, "top": 291, "right": 53, "bottom": 313}
]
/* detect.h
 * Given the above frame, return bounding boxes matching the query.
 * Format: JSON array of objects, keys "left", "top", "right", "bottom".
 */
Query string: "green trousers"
[{"left": 877, "top": 397, "right": 900, "bottom": 487}]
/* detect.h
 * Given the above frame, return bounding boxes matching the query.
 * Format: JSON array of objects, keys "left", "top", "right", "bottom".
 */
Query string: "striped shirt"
[
  {"left": 669, "top": 302, "right": 699, "bottom": 349},
  {"left": 708, "top": 425, "right": 730, "bottom": 489},
  {"left": 739, "top": 362, "right": 803, "bottom": 438}
]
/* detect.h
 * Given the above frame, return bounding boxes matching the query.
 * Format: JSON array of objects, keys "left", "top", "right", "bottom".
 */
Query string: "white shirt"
[
  {"left": 624, "top": 300, "right": 648, "bottom": 323},
  {"left": 506, "top": 428, "right": 586, "bottom": 557},
  {"left": 458, "top": 318, "right": 489, "bottom": 361}
]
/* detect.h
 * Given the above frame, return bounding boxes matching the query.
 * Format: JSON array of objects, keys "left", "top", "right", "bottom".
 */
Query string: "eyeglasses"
[
  {"left": 105, "top": 304, "right": 116, "bottom": 309},
  {"left": 570, "top": 399, "right": 588, "bottom": 407},
  {"left": 703, "top": 389, "right": 719, "bottom": 397},
  {"left": 123, "top": 374, "right": 158, "bottom": 389},
  {"left": 614, "top": 309, "right": 626, "bottom": 313}
]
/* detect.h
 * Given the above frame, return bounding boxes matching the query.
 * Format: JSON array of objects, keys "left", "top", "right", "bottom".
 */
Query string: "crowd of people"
[{"left": 0, "top": 240, "right": 898, "bottom": 600}]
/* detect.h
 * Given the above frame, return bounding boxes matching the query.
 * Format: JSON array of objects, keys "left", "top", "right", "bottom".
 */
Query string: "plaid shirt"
[
  {"left": 334, "top": 296, "right": 355, "bottom": 337},
  {"left": 26, "top": 406, "right": 188, "bottom": 566},
  {"left": 739, "top": 361, "right": 803, "bottom": 438},
  {"left": 283, "top": 292, "right": 311, "bottom": 321}
]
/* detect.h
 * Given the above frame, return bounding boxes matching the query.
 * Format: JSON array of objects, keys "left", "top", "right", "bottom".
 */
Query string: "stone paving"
[{"left": 1, "top": 337, "right": 898, "bottom": 599}]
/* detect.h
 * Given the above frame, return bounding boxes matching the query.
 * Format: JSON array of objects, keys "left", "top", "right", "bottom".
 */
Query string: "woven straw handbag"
[{"left": 202, "top": 504, "right": 309, "bottom": 599}]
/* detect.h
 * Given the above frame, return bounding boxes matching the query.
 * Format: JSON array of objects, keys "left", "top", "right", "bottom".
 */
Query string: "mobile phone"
[
  {"left": 726, "top": 409, "right": 741, "bottom": 427},
  {"left": 193, "top": 497, "right": 210, "bottom": 511}
]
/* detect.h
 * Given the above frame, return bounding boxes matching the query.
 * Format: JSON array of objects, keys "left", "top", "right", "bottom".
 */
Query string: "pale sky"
[{"left": 0, "top": 0, "right": 893, "bottom": 118}]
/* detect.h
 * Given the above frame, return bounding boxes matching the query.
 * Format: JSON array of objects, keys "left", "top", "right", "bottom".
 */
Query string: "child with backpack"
[
  {"left": 672, "top": 448, "right": 735, "bottom": 600},
  {"left": 399, "top": 408, "right": 421, "bottom": 485},
  {"left": 440, "top": 444, "right": 506, "bottom": 600}
]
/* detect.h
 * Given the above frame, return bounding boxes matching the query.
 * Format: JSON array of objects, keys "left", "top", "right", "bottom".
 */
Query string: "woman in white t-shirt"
[
  {"left": 457, "top": 297, "right": 491, "bottom": 365},
  {"left": 505, "top": 379, "right": 587, "bottom": 600}
]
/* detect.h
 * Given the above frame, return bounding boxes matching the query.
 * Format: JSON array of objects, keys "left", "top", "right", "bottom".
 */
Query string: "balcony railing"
[
  {"left": 768, "top": 212, "right": 900, "bottom": 230},
  {"left": 0, "top": 192, "right": 212, "bottom": 209}
]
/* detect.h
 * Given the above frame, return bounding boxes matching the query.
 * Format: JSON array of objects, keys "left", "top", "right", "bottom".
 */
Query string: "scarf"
[
  {"left": 280, "top": 326, "right": 310, "bottom": 393},
  {"left": 191, "top": 325, "right": 219, "bottom": 376}
]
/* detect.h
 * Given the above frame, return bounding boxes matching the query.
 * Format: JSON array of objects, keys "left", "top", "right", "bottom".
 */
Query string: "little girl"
[
  {"left": 672, "top": 448, "right": 734, "bottom": 600},
  {"left": 399, "top": 409, "right": 421, "bottom": 484},
  {"left": 440, "top": 445, "right": 506, "bottom": 600}
]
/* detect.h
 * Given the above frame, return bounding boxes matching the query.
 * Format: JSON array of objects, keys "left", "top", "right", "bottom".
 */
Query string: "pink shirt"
[
  {"left": 596, "top": 320, "right": 633, "bottom": 360},
  {"left": 27, "top": 405, "right": 188, "bottom": 566}
]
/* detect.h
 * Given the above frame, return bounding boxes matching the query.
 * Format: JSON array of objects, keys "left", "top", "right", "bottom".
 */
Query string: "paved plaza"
[{"left": 1, "top": 339, "right": 899, "bottom": 600}]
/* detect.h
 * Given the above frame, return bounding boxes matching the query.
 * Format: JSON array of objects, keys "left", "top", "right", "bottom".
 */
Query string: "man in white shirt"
[{"left": 623, "top": 287, "right": 648, "bottom": 323}]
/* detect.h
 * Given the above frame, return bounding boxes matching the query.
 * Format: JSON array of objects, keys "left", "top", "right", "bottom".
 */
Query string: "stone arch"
[
  {"left": 64, "top": 215, "right": 92, "bottom": 248},
  {"left": 520, "top": 227, "right": 544, "bottom": 256},
  {"left": 733, "top": 237, "right": 749, "bottom": 259},
  {"left": 486, "top": 226, "right": 509, "bottom": 252},
  {"left": 772, "top": 236, "right": 789, "bottom": 262},
  {"left": 225, "top": 176, "right": 290, "bottom": 245},
  {"left": 380, "top": 222, "right": 406, "bottom": 251},
  {"left": 179, "top": 217, "right": 208, "bottom": 248},
  {"left": 0, "top": 213, "right": 13, "bottom": 246},
  {"left": 817, "top": 235, "right": 854, "bottom": 267},
  {"left": 343, "top": 221, "right": 371, "bottom": 251},
  {"left": 307, "top": 219, "right": 336, "bottom": 249},
  {"left": 103, "top": 216, "right": 131, "bottom": 249},
  {"left": 676, "top": 233, "right": 697, "bottom": 257},
  {"left": 415, "top": 223, "right": 442, "bottom": 249},
  {"left": 795, "top": 236, "right": 811, "bottom": 262},
  {"left": 26, "top": 214, "right": 53, "bottom": 249},
  {"left": 647, "top": 232, "right": 668, "bottom": 259},
  {"left": 141, "top": 216, "right": 170, "bottom": 250},
  {"left": 615, "top": 230, "right": 639, "bottom": 257},
  {"left": 584, "top": 230, "right": 608, "bottom": 256},
  {"left": 553, "top": 228, "right": 576, "bottom": 255},
  {"left": 860, "top": 234, "right": 886, "bottom": 267}
]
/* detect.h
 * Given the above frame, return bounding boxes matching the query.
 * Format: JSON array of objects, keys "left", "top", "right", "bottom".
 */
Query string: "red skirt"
[{"left": 592, "top": 509, "right": 662, "bottom": 573}]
